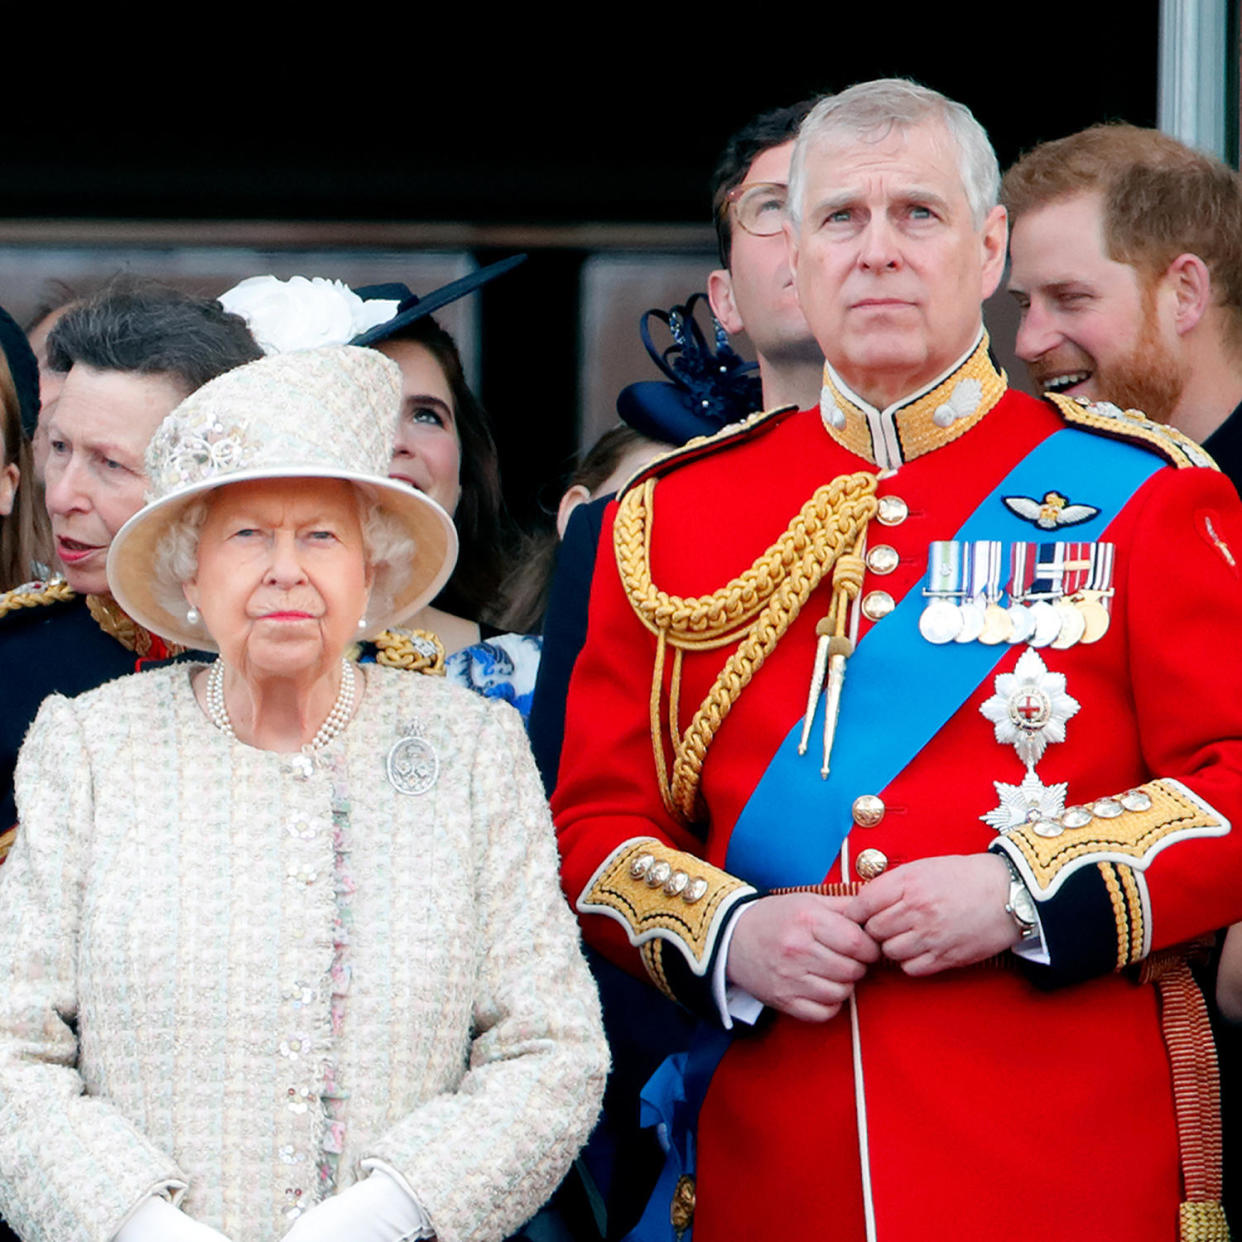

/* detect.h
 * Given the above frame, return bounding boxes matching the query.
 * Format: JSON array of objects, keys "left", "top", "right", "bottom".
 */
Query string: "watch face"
[{"left": 1008, "top": 881, "right": 1038, "bottom": 929}]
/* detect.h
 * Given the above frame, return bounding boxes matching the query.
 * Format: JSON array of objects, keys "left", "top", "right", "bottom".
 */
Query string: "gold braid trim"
[
  {"left": 0, "top": 577, "right": 74, "bottom": 620},
  {"left": 615, "top": 471, "right": 877, "bottom": 821},
  {"left": 1045, "top": 392, "right": 1218, "bottom": 470},
  {"left": 1179, "top": 1202, "right": 1229, "bottom": 1241},
  {"left": 0, "top": 826, "right": 14, "bottom": 865},
  {"left": 371, "top": 628, "right": 447, "bottom": 675},
  {"left": 85, "top": 595, "right": 185, "bottom": 658},
  {"left": 1000, "top": 778, "right": 1227, "bottom": 900},
  {"left": 1099, "top": 862, "right": 1131, "bottom": 971}
]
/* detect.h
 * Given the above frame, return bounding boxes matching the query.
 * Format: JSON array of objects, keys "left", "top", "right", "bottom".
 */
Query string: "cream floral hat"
[{"left": 107, "top": 345, "right": 457, "bottom": 650}]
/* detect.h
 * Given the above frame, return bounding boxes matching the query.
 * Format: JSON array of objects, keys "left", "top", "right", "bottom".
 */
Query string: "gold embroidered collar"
[{"left": 819, "top": 331, "right": 1007, "bottom": 469}]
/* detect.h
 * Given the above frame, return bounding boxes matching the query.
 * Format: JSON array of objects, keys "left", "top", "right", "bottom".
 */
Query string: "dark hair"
[
  {"left": 498, "top": 425, "right": 662, "bottom": 634},
  {"left": 47, "top": 277, "right": 262, "bottom": 391},
  {"left": 0, "top": 352, "right": 52, "bottom": 590},
  {"left": 22, "top": 279, "right": 86, "bottom": 338},
  {"left": 383, "top": 315, "right": 514, "bottom": 626},
  {"left": 711, "top": 99, "right": 817, "bottom": 268},
  {"left": 1003, "top": 124, "right": 1242, "bottom": 352}
]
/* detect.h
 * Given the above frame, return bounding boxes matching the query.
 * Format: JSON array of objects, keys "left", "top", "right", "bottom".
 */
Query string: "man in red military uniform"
[{"left": 554, "top": 77, "right": 1242, "bottom": 1241}]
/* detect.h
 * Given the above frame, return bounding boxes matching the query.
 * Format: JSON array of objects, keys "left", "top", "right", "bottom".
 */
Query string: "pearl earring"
[
  {"left": 358, "top": 615, "right": 367, "bottom": 631},
  {"left": 186, "top": 606, "right": 200, "bottom": 625}
]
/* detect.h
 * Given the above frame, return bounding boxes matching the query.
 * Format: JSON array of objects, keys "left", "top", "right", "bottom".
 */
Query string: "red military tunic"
[{"left": 554, "top": 340, "right": 1242, "bottom": 1240}]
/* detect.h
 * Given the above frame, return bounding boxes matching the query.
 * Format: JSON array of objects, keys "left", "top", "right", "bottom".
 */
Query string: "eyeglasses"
[{"left": 722, "top": 181, "right": 788, "bottom": 238}]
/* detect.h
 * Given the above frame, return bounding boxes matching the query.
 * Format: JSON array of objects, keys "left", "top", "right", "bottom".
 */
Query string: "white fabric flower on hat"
[{"left": 219, "top": 276, "right": 400, "bottom": 355}]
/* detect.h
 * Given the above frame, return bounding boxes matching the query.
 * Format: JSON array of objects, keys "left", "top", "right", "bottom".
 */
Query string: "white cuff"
[{"left": 713, "top": 904, "right": 764, "bottom": 1029}]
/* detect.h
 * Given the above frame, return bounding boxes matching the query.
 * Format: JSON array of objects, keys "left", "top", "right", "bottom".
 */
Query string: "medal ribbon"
[{"left": 725, "top": 428, "right": 1164, "bottom": 888}]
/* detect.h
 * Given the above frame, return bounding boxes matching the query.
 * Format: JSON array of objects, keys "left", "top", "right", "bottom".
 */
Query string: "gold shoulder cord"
[
  {"left": 0, "top": 578, "right": 74, "bottom": 621},
  {"left": 615, "top": 471, "right": 877, "bottom": 822},
  {"left": 371, "top": 628, "right": 447, "bottom": 675},
  {"left": 85, "top": 595, "right": 185, "bottom": 658}
]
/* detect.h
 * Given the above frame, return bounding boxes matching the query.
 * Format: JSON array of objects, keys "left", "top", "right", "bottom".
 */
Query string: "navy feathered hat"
[
  {"left": 351, "top": 255, "right": 526, "bottom": 346},
  {"left": 616, "top": 293, "right": 761, "bottom": 445}
]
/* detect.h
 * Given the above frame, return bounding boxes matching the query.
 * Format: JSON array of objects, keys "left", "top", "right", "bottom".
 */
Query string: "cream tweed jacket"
[{"left": 0, "top": 663, "right": 607, "bottom": 1242}]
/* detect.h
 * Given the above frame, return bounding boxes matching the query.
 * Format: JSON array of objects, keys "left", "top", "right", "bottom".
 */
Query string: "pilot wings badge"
[{"left": 1003, "top": 491, "right": 1099, "bottom": 530}]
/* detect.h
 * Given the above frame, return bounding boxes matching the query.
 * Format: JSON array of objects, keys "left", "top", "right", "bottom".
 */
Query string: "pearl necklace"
[{"left": 205, "top": 658, "right": 357, "bottom": 751}]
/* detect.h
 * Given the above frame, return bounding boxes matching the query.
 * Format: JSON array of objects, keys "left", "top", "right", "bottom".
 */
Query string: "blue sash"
[
  {"left": 726, "top": 428, "right": 1163, "bottom": 888},
  {"left": 626, "top": 428, "right": 1164, "bottom": 1242}
]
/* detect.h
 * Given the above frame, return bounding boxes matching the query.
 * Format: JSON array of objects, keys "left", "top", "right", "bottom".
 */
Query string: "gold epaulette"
[
  {"left": 0, "top": 827, "right": 14, "bottom": 865},
  {"left": 1045, "top": 393, "right": 1218, "bottom": 470},
  {"left": 0, "top": 577, "right": 75, "bottom": 623},
  {"left": 616, "top": 404, "right": 798, "bottom": 500}
]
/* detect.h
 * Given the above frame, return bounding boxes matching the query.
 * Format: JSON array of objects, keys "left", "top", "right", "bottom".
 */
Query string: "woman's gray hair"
[
  {"left": 788, "top": 79, "right": 1001, "bottom": 232},
  {"left": 151, "top": 485, "right": 416, "bottom": 637}
]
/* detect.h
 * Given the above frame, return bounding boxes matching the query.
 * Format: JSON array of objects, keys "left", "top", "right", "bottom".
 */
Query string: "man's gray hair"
[{"left": 788, "top": 79, "right": 1001, "bottom": 231}]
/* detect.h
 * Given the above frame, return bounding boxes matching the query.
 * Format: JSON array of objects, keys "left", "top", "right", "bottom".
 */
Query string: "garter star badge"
[
  {"left": 979, "top": 648, "right": 1080, "bottom": 767},
  {"left": 982, "top": 769, "right": 1069, "bottom": 835}
]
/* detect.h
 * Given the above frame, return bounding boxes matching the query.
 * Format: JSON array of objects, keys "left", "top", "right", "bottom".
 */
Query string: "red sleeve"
[
  {"left": 995, "top": 464, "right": 1242, "bottom": 975},
  {"left": 552, "top": 501, "right": 757, "bottom": 1012}
]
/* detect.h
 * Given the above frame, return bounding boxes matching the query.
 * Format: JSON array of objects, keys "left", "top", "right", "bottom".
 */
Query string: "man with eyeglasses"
[{"left": 707, "top": 101, "right": 825, "bottom": 412}]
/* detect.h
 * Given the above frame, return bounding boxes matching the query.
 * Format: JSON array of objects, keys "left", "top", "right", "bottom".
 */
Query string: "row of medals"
[
  {"left": 920, "top": 589, "right": 1112, "bottom": 648},
  {"left": 919, "top": 540, "right": 1113, "bottom": 649}
]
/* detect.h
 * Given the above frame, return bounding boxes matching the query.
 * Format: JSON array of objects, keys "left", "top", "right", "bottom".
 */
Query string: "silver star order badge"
[
  {"left": 979, "top": 647, "right": 1080, "bottom": 767},
  {"left": 982, "top": 768, "right": 1069, "bottom": 834}
]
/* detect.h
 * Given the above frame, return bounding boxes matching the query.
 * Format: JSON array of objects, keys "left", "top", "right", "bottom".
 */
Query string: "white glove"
[
  {"left": 281, "top": 1170, "right": 432, "bottom": 1242},
  {"left": 113, "top": 1196, "right": 233, "bottom": 1242}
]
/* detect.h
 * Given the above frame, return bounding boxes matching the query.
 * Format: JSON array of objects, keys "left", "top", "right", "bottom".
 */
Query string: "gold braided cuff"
[
  {"left": 577, "top": 838, "right": 757, "bottom": 994},
  {"left": 994, "top": 779, "right": 1229, "bottom": 902}
]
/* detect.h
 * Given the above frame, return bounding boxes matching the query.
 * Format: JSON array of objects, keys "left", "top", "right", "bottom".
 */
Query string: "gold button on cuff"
[
  {"left": 856, "top": 848, "right": 888, "bottom": 880},
  {"left": 851, "top": 795, "right": 886, "bottom": 827},
  {"left": 861, "top": 590, "right": 895, "bottom": 621},
  {"left": 877, "top": 495, "right": 909, "bottom": 526},
  {"left": 866, "top": 545, "right": 899, "bottom": 575}
]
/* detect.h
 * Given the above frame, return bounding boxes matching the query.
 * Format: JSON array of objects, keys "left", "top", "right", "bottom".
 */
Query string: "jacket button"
[
  {"left": 866, "top": 545, "right": 899, "bottom": 575},
  {"left": 852, "top": 795, "right": 886, "bottom": 827},
  {"left": 856, "top": 848, "right": 889, "bottom": 880},
  {"left": 861, "top": 591, "right": 895, "bottom": 621},
  {"left": 877, "top": 495, "right": 909, "bottom": 525}
]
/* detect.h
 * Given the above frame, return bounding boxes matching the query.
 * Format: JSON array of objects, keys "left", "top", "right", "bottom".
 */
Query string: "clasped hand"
[{"left": 727, "top": 855, "right": 1020, "bottom": 1020}]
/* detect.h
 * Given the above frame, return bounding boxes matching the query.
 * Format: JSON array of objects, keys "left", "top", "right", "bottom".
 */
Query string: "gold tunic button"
[
  {"left": 865, "top": 545, "right": 899, "bottom": 575},
  {"left": 855, "top": 848, "right": 888, "bottom": 880},
  {"left": 851, "top": 795, "right": 886, "bottom": 827},
  {"left": 861, "top": 590, "right": 895, "bottom": 621},
  {"left": 877, "top": 495, "right": 909, "bottom": 526}
]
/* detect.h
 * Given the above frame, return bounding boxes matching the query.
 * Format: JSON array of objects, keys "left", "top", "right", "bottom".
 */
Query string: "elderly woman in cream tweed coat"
[{"left": 0, "top": 347, "right": 607, "bottom": 1242}]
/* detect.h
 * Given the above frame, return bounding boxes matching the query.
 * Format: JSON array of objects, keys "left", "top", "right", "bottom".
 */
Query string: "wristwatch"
[{"left": 999, "top": 854, "right": 1041, "bottom": 946}]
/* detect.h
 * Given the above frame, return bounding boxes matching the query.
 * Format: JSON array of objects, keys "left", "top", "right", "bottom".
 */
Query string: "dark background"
[{"left": 2, "top": 12, "right": 1170, "bottom": 531}]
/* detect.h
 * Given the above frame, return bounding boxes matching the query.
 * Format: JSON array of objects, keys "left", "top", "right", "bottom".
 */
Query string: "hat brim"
[{"left": 107, "top": 467, "right": 458, "bottom": 653}]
